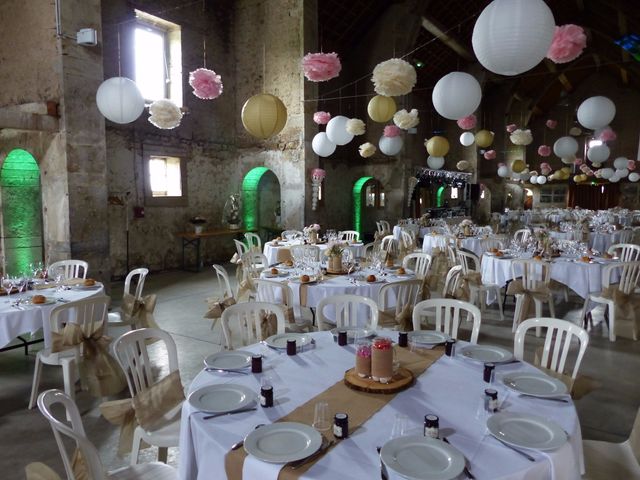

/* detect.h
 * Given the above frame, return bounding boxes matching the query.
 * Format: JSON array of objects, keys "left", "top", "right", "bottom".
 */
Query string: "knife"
[
  {"left": 288, "top": 439, "right": 334, "bottom": 470},
  {"left": 202, "top": 407, "right": 257, "bottom": 420}
]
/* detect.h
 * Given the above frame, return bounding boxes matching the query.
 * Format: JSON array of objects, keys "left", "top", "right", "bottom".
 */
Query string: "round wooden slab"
[{"left": 344, "top": 367, "right": 415, "bottom": 394}]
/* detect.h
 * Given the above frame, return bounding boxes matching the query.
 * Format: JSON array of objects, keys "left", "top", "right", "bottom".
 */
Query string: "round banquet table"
[
  {"left": 422, "top": 234, "right": 484, "bottom": 258},
  {"left": 263, "top": 241, "right": 364, "bottom": 266},
  {"left": 178, "top": 331, "right": 584, "bottom": 480},
  {"left": 0, "top": 283, "right": 105, "bottom": 349}
]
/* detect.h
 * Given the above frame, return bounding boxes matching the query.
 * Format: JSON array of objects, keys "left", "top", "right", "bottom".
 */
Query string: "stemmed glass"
[{"left": 2, "top": 275, "right": 15, "bottom": 304}]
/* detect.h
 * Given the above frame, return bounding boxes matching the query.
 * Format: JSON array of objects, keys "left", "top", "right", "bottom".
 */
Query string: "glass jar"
[
  {"left": 371, "top": 337, "right": 394, "bottom": 383},
  {"left": 355, "top": 341, "right": 372, "bottom": 378}
]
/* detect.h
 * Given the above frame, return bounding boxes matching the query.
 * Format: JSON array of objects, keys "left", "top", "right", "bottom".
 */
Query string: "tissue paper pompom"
[
  {"left": 189, "top": 68, "right": 223, "bottom": 100},
  {"left": 628, "top": 160, "right": 637, "bottom": 171},
  {"left": 312, "top": 168, "right": 326, "bottom": 180},
  {"left": 393, "top": 109, "right": 419, "bottom": 130},
  {"left": 538, "top": 145, "right": 551, "bottom": 157},
  {"left": 383, "top": 125, "right": 402, "bottom": 138},
  {"left": 313, "top": 111, "right": 331, "bottom": 125},
  {"left": 546, "top": 25, "right": 587, "bottom": 64},
  {"left": 510, "top": 129, "right": 533, "bottom": 145},
  {"left": 506, "top": 124, "right": 517, "bottom": 133},
  {"left": 359, "top": 142, "right": 376, "bottom": 158},
  {"left": 483, "top": 150, "right": 497, "bottom": 160},
  {"left": 457, "top": 114, "right": 477, "bottom": 130},
  {"left": 597, "top": 127, "right": 617, "bottom": 142},
  {"left": 371, "top": 58, "right": 417, "bottom": 97},
  {"left": 148, "top": 99, "right": 183, "bottom": 129},
  {"left": 540, "top": 163, "right": 552, "bottom": 174},
  {"left": 302, "top": 52, "right": 341, "bottom": 82},
  {"left": 457, "top": 160, "right": 470, "bottom": 171},
  {"left": 574, "top": 158, "right": 584, "bottom": 166},
  {"left": 545, "top": 119, "right": 558, "bottom": 129},
  {"left": 346, "top": 118, "right": 366, "bottom": 135}
]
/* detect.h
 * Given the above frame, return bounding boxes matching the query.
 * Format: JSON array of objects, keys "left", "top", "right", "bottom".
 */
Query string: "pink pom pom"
[
  {"left": 574, "top": 157, "right": 584, "bottom": 166},
  {"left": 580, "top": 164, "right": 589, "bottom": 172},
  {"left": 313, "top": 111, "right": 331, "bottom": 125},
  {"left": 506, "top": 124, "right": 517, "bottom": 133},
  {"left": 628, "top": 160, "right": 637, "bottom": 171},
  {"left": 586, "top": 170, "right": 594, "bottom": 177},
  {"left": 457, "top": 115, "right": 477, "bottom": 130},
  {"left": 547, "top": 25, "right": 587, "bottom": 64},
  {"left": 545, "top": 119, "right": 558, "bottom": 129},
  {"left": 483, "top": 150, "right": 497, "bottom": 160},
  {"left": 189, "top": 68, "right": 223, "bottom": 100},
  {"left": 537, "top": 145, "right": 551, "bottom": 157},
  {"left": 540, "top": 163, "right": 552, "bottom": 175},
  {"left": 597, "top": 127, "right": 617, "bottom": 143},
  {"left": 383, "top": 125, "right": 402, "bottom": 138},
  {"left": 498, "top": 162, "right": 506, "bottom": 168},
  {"left": 312, "top": 168, "right": 326, "bottom": 180},
  {"left": 302, "top": 52, "right": 342, "bottom": 82}
]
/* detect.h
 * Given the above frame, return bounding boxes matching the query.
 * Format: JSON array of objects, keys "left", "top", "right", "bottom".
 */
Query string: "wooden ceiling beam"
[{"left": 420, "top": 15, "right": 474, "bottom": 62}]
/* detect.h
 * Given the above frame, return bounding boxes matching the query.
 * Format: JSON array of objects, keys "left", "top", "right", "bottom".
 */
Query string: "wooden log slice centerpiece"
[{"left": 344, "top": 367, "right": 415, "bottom": 394}]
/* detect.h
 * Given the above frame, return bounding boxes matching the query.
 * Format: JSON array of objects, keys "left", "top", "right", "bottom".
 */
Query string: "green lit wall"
[
  {"left": 242, "top": 167, "right": 270, "bottom": 231},
  {"left": 352, "top": 176, "right": 373, "bottom": 236},
  {"left": 1, "top": 149, "right": 43, "bottom": 274},
  {"left": 436, "top": 185, "right": 446, "bottom": 207}
]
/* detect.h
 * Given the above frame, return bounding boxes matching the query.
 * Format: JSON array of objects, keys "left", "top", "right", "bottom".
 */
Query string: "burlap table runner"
[{"left": 224, "top": 346, "right": 444, "bottom": 479}]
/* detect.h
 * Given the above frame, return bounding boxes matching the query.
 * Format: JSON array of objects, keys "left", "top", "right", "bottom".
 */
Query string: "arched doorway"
[
  {"left": 1, "top": 149, "right": 44, "bottom": 274},
  {"left": 353, "top": 176, "right": 385, "bottom": 238},
  {"left": 241, "top": 167, "right": 281, "bottom": 234}
]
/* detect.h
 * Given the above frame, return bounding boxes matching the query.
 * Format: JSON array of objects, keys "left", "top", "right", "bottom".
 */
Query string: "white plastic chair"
[
  {"left": 442, "top": 265, "right": 463, "bottom": 298},
  {"left": 514, "top": 317, "right": 589, "bottom": 380},
  {"left": 377, "top": 280, "right": 422, "bottom": 326},
  {"left": 376, "top": 222, "right": 385, "bottom": 235},
  {"left": 113, "top": 328, "right": 182, "bottom": 465},
  {"left": 381, "top": 235, "right": 398, "bottom": 253},
  {"left": 244, "top": 232, "right": 262, "bottom": 251},
  {"left": 339, "top": 230, "right": 360, "bottom": 242},
  {"left": 107, "top": 268, "right": 150, "bottom": 331},
  {"left": 221, "top": 302, "right": 286, "bottom": 349},
  {"left": 412, "top": 298, "right": 481, "bottom": 344},
  {"left": 580, "top": 261, "right": 640, "bottom": 341},
  {"left": 48, "top": 260, "right": 89, "bottom": 280},
  {"left": 380, "top": 220, "right": 391, "bottom": 233},
  {"left": 480, "top": 237, "right": 505, "bottom": 254},
  {"left": 362, "top": 242, "right": 379, "bottom": 261},
  {"left": 241, "top": 251, "right": 267, "bottom": 278},
  {"left": 282, "top": 230, "right": 303, "bottom": 241},
  {"left": 212, "top": 264, "right": 234, "bottom": 300},
  {"left": 583, "top": 407, "right": 640, "bottom": 479},
  {"left": 513, "top": 229, "right": 531, "bottom": 245},
  {"left": 37, "top": 389, "right": 177, "bottom": 479},
  {"left": 399, "top": 230, "right": 415, "bottom": 251},
  {"left": 617, "top": 230, "right": 634, "bottom": 244},
  {"left": 457, "top": 249, "right": 504, "bottom": 320},
  {"left": 317, "top": 294, "right": 379, "bottom": 331},
  {"left": 29, "top": 296, "right": 110, "bottom": 410},
  {"left": 233, "top": 239, "right": 248, "bottom": 257},
  {"left": 402, "top": 253, "right": 432, "bottom": 280},
  {"left": 290, "top": 244, "right": 320, "bottom": 262},
  {"left": 608, "top": 243, "right": 640, "bottom": 262},
  {"left": 510, "top": 259, "right": 555, "bottom": 333},
  {"left": 255, "top": 279, "right": 313, "bottom": 332}
]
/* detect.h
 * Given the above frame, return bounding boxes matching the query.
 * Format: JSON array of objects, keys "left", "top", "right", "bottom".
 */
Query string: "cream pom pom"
[
  {"left": 510, "top": 128, "right": 533, "bottom": 146},
  {"left": 371, "top": 58, "right": 417, "bottom": 97},
  {"left": 148, "top": 99, "right": 183, "bottom": 129},
  {"left": 393, "top": 109, "right": 419, "bottom": 130},
  {"left": 346, "top": 118, "right": 366, "bottom": 136},
  {"left": 359, "top": 142, "right": 376, "bottom": 158},
  {"left": 457, "top": 160, "right": 471, "bottom": 171}
]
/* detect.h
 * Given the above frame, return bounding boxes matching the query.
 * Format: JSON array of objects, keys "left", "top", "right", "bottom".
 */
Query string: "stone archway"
[{"left": 241, "top": 167, "right": 281, "bottom": 234}]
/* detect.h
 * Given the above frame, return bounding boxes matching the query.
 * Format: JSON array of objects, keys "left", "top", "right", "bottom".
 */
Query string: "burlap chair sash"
[
  {"left": 276, "top": 247, "right": 293, "bottom": 264},
  {"left": 259, "top": 310, "right": 278, "bottom": 339},
  {"left": 455, "top": 272, "right": 483, "bottom": 301},
  {"left": 204, "top": 295, "right": 236, "bottom": 319},
  {"left": 25, "top": 462, "right": 64, "bottom": 480},
  {"left": 379, "top": 303, "right": 414, "bottom": 331},
  {"left": 100, "top": 370, "right": 185, "bottom": 455},
  {"left": 601, "top": 286, "right": 640, "bottom": 340},
  {"left": 235, "top": 263, "right": 256, "bottom": 302},
  {"left": 51, "top": 322, "right": 126, "bottom": 397},
  {"left": 121, "top": 293, "right": 159, "bottom": 330},
  {"left": 426, "top": 248, "right": 450, "bottom": 291},
  {"left": 506, "top": 279, "right": 551, "bottom": 328}
]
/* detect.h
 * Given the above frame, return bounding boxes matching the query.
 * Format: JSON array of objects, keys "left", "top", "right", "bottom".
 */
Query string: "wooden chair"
[
  {"left": 221, "top": 302, "right": 286, "bottom": 349},
  {"left": 48, "top": 260, "right": 89, "bottom": 280},
  {"left": 412, "top": 298, "right": 481, "bottom": 344},
  {"left": 317, "top": 294, "right": 379, "bottom": 331}
]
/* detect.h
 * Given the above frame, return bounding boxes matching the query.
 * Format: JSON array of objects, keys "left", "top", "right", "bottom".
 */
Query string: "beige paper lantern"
[
  {"left": 425, "top": 136, "right": 450, "bottom": 157},
  {"left": 241, "top": 93, "right": 287, "bottom": 139},
  {"left": 511, "top": 159, "right": 526, "bottom": 173},
  {"left": 475, "top": 130, "right": 494, "bottom": 148},
  {"left": 367, "top": 95, "right": 396, "bottom": 123}
]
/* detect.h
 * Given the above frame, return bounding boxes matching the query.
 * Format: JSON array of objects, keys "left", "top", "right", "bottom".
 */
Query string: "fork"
[{"left": 376, "top": 446, "right": 389, "bottom": 480}]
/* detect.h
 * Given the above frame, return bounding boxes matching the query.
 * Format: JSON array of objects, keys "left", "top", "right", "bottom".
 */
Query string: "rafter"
[{"left": 420, "top": 15, "right": 474, "bottom": 62}]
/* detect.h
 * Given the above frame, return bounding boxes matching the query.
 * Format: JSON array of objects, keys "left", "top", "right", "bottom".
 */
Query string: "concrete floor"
[{"left": 1, "top": 265, "right": 639, "bottom": 479}]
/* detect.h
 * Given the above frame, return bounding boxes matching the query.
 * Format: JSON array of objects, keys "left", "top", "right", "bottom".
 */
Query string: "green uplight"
[
  {"left": 242, "top": 167, "right": 270, "bottom": 232},
  {"left": 436, "top": 185, "right": 446, "bottom": 207},
  {"left": 352, "top": 176, "right": 373, "bottom": 236}
]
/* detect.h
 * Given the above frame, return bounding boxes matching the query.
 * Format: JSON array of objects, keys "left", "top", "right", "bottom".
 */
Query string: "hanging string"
[
  {"left": 117, "top": 27, "right": 122, "bottom": 77},
  {"left": 203, "top": 35, "right": 207, "bottom": 68},
  {"left": 262, "top": 43, "right": 266, "bottom": 91}
]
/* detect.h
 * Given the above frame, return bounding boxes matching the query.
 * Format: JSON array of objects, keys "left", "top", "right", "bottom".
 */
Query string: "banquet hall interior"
[{"left": 1, "top": 0, "right": 640, "bottom": 479}]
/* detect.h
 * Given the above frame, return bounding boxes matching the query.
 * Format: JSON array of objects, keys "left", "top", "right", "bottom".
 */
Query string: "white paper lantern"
[
  {"left": 460, "top": 132, "right": 475, "bottom": 147},
  {"left": 472, "top": 0, "right": 555, "bottom": 76},
  {"left": 629, "top": 172, "right": 640, "bottom": 182},
  {"left": 427, "top": 155, "right": 445, "bottom": 170},
  {"left": 561, "top": 156, "right": 576, "bottom": 165},
  {"left": 577, "top": 96, "right": 616, "bottom": 130},
  {"left": 529, "top": 174, "right": 538, "bottom": 184},
  {"left": 497, "top": 165, "right": 510, "bottom": 177},
  {"left": 537, "top": 175, "right": 547, "bottom": 185},
  {"left": 609, "top": 173, "right": 621, "bottom": 183},
  {"left": 599, "top": 168, "right": 615, "bottom": 180},
  {"left": 616, "top": 168, "right": 629, "bottom": 178},
  {"left": 326, "top": 115, "right": 354, "bottom": 146},
  {"left": 613, "top": 157, "right": 629, "bottom": 170},
  {"left": 379, "top": 136, "right": 403, "bottom": 156},
  {"left": 587, "top": 144, "right": 610, "bottom": 163},
  {"left": 553, "top": 136, "right": 579, "bottom": 158},
  {"left": 312, "top": 132, "right": 336, "bottom": 157},
  {"left": 432, "top": 72, "right": 482, "bottom": 120},
  {"left": 96, "top": 77, "right": 145, "bottom": 124}
]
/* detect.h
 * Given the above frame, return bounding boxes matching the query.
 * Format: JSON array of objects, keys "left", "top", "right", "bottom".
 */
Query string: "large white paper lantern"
[
  {"left": 379, "top": 136, "right": 403, "bottom": 156},
  {"left": 609, "top": 173, "right": 621, "bottom": 183},
  {"left": 577, "top": 96, "right": 616, "bottom": 130},
  {"left": 529, "top": 174, "right": 538, "bottom": 184},
  {"left": 613, "top": 157, "right": 629, "bottom": 170},
  {"left": 587, "top": 144, "right": 610, "bottom": 163},
  {"left": 472, "top": 0, "right": 555, "bottom": 76},
  {"left": 460, "top": 132, "right": 475, "bottom": 147},
  {"left": 497, "top": 165, "right": 510, "bottom": 177},
  {"left": 561, "top": 156, "right": 576, "bottom": 165},
  {"left": 326, "top": 115, "right": 354, "bottom": 146},
  {"left": 553, "top": 136, "right": 579, "bottom": 158},
  {"left": 96, "top": 77, "right": 145, "bottom": 124},
  {"left": 312, "top": 132, "right": 336, "bottom": 157},
  {"left": 629, "top": 172, "right": 640, "bottom": 182},
  {"left": 599, "top": 168, "right": 614, "bottom": 180},
  {"left": 537, "top": 175, "right": 547, "bottom": 185},
  {"left": 616, "top": 168, "right": 629, "bottom": 178},
  {"left": 432, "top": 72, "right": 482, "bottom": 120},
  {"left": 427, "top": 155, "right": 445, "bottom": 170}
]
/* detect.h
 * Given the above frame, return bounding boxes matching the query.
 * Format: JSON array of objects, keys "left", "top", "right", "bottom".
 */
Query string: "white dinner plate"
[
  {"left": 459, "top": 345, "right": 514, "bottom": 364},
  {"left": 408, "top": 331, "right": 450, "bottom": 345},
  {"left": 288, "top": 276, "right": 318, "bottom": 284},
  {"left": 244, "top": 422, "right": 322, "bottom": 463},
  {"left": 264, "top": 333, "right": 312, "bottom": 349},
  {"left": 330, "top": 327, "right": 376, "bottom": 342},
  {"left": 203, "top": 350, "right": 252, "bottom": 370},
  {"left": 188, "top": 384, "right": 256, "bottom": 414},
  {"left": 380, "top": 435, "right": 465, "bottom": 480},
  {"left": 263, "top": 271, "right": 290, "bottom": 278},
  {"left": 502, "top": 373, "right": 568, "bottom": 397},
  {"left": 487, "top": 412, "right": 568, "bottom": 451},
  {"left": 72, "top": 284, "right": 102, "bottom": 290},
  {"left": 24, "top": 296, "right": 57, "bottom": 305},
  {"left": 356, "top": 274, "right": 386, "bottom": 283}
]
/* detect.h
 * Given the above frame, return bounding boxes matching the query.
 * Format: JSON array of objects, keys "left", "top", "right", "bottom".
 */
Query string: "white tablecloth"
[
  {"left": 422, "top": 235, "right": 484, "bottom": 258},
  {"left": 178, "top": 332, "right": 584, "bottom": 480},
  {"left": 263, "top": 242, "right": 364, "bottom": 266},
  {"left": 0, "top": 284, "right": 105, "bottom": 348}
]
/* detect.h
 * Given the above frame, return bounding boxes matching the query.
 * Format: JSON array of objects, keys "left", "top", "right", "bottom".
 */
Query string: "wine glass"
[{"left": 2, "top": 275, "right": 14, "bottom": 303}]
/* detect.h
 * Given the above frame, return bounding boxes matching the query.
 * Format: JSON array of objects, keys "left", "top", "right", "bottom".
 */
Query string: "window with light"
[{"left": 149, "top": 156, "right": 182, "bottom": 197}]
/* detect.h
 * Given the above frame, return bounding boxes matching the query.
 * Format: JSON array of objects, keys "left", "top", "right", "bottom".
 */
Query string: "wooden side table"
[{"left": 176, "top": 229, "right": 255, "bottom": 271}]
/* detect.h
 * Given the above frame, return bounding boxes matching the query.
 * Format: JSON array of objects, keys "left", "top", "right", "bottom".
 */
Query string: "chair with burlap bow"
[
  {"left": 457, "top": 250, "right": 504, "bottom": 320},
  {"left": 255, "top": 279, "right": 313, "bottom": 332},
  {"left": 37, "top": 389, "right": 177, "bottom": 480},
  {"left": 509, "top": 259, "right": 556, "bottom": 335},
  {"left": 221, "top": 302, "right": 286, "bottom": 349},
  {"left": 317, "top": 294, "right": 379, "bottom": 331},
  {"left": 412, "top": 298, "right": 481, "bottom": 344},
  {"left": 513, "top": 229, "right": 531, "bottom": 245},
  {"left": 579, "top": 261, "right": 640, "bottom": 342},
  {"left": 402, "top": 253, "right": 432, "bottom": 280},
  {"left": 204, "top": 264, "right": 236, "bottom": 333},
  {"left": 244, "top": 232, "right": 262, "bottom": 251},
  {"left": 107, "top": 267, "right": 150, "bottom": 334},
  {"left": 377, "top": 280, "right": 423, "bottom": 330}
]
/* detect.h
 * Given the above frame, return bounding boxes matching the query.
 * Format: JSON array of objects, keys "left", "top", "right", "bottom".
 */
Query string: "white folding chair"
[
  {"left": 510, "top": 259, "right": 555, "bottom": 333},
  {"left": 316, "top": 294, "right": 379, "bottom": 331},
  {"left": 221, "top": 302, "right": 286, "bottom": 349},
  {"left": 112, "top": 328, "right": 182, "bottom": 465},
  {"left": 377, "top": 280, "right": 422, "bottom": 326},
  {"left": 244, "top": 232, "right": 262, "bottom": 251},
  {"left": 514, "top": 317, "right": 589, "bottom": 380},
  {"left": 457, "top": 249, "right": 504, "bottom": 320},
  {"left": 107, "top": 267, "right": 149, "bottom": 332},
  {"left": 48, "top": 260, "right": 89, "bottom": 280},
  {"left": 513, "top": 229, "right": 531, "bottom": 245},
  {"left": 608, "top": 243, "right": 640, "bottom": 262},
  {"left": 339, "top": 230, "right": 360, "bottom": 242},
  {"left": 37, "top": 389, "right": 177, "bottom": 479},
  {"left": 402, "top": 253, "right": 432, "bottom": 280},
  {"left": 29, "top": 296, "right": 110, "bottom": 410},
  {"left": 234, "top": 239, "right": 248, "bottom": 257},
  {"left": 412, "top": 298, "right": 481, "bottom": 344},
  {"left": 255, "top": 279, "right": 313, "bottom": 332}
]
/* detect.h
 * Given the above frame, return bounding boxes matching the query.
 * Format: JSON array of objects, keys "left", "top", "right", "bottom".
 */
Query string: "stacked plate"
[
  {"left": 487, "top": 412, "right": 568, "bottom": 451},
  {"left": 244, "top": 422, "right": 323, "bottom": 463},
  {"left": 380, "top": 436, "right": 465, "bottom": 480},
  {"left": 458, "top": 345, "right": 514, "bottom": 364}
]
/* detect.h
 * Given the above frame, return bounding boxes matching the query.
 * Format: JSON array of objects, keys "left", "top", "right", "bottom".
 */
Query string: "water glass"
[
  {"left": 312, "top": 401, "right": 331, "bottom": 432},
  {"left": 390, "top": 413, "right": 408, "bottom": 439},
  {"left": 2, "top": 276, "right": 14, "bottom": 303}
]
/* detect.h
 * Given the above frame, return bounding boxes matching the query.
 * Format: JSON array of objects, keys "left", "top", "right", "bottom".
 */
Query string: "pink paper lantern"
[
  {"left": 383, "top": 125, "right": 402, "bottom": 138},
  {"left": 597, "top": 127, "right": 617, "bottom": 143},
  {"left": 312, "top": 168, "right": 326, "bottom": 180},
  {"left": 313, "top": 111, "right": 331, "bottom": 125},
  {"left": 574, "top": 157, "right": 584, "bottom": 166},
  {"left": 506, "top": 124, "right": 517, "bottom": 133},
  {"left": 537, "top": 145, "right": 551, "bottom": 157},
  {"left": 457, "top": 114, "right": 477, "bottom": 130},
  {"left": 189, "top": 68, "right": 223, "bottom": 100},
  {"left": 302, "top": 52, "right": 342, "bottom": 82},
  {"left": 546, "top": 25, "right": 587, "bottom": 64},
  {"left": 545, "top": 119, "right": 558, "bottom": 129},
  {"left": 483, "top": 150, "right": 497, "bottom": 160}
]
